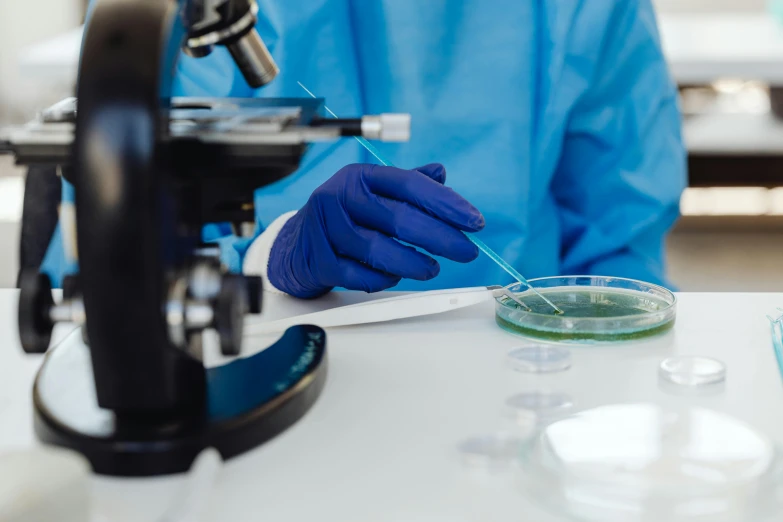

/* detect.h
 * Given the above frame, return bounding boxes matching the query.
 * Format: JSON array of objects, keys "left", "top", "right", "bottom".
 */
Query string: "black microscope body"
[{"left": 1, "top": 0, "right": 409, "bottom": 476}]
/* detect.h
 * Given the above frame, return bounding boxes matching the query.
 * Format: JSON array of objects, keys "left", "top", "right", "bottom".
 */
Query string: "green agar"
[{"left": 496, "top": 288, "right": 675, "bottom": 342}]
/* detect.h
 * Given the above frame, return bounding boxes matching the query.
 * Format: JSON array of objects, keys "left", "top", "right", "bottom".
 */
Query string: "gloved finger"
[
  {"left": 348, "top": 196, "right": 478, "bottom": 263},
  {"left": 414, "top": 163, "right": 446, "bottom": 185},
  {"left": 335, "top": 257, "right": 402, "bottom": 293},
  {"left": 332, "top": 225, "right": 440, "bottom": 281},
  {"left": 365, "top": 165, "right": 484, "bottom": 232}
]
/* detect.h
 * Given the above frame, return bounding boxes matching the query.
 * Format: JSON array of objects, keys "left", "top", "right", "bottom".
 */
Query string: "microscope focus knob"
[
  {"left": 61, "top": 275, "right": 80, "bottom": 300},
  {"left": 215, "top": 274, "right": 249, "bottom": 356},
  {"left": 18, "top": 270, "right": 55, "bottom": 354},
  {"left": 246, "top": 276, "right": 262, "bottom": 315}
]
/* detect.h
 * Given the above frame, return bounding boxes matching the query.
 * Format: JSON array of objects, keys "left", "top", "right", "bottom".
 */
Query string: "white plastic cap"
[
  {"left": 379, "top": 113, "right": 411, "bottom": 142},
  {"left": 361, "top": 114, "right": 411, "bottom": 142},
  {"left": 0, "top": 447, "right": 91, "bottom": 522}
]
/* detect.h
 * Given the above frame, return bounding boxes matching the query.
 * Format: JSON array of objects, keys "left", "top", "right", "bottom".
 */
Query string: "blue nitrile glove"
[{"left": 268, "top": 163, "right": 485, "bottom": 298}]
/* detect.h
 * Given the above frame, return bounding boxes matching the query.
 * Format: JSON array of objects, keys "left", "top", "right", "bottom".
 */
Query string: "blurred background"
[{"left": 2, "top": 0, "right": 783, "bottom": 290}]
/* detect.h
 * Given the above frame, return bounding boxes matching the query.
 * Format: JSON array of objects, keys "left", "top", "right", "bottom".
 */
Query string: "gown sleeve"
[{"left": 551, "top": 0, "right": 687, "bottom": 288}]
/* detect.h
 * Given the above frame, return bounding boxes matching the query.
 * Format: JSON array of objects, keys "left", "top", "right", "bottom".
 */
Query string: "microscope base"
[{"left": 31, "top": 325, "right": 327, "bottom": 476}]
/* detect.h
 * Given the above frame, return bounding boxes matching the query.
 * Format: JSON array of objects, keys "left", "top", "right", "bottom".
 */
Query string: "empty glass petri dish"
[
  {"left": 506, "top": 345, "right": 572, "bottom": 373},
  {"left": 458, "top": 432, "right": 524, "bottom": 471},
  {"left": 516, "top": 403, "right": 783, "bottom": 522},
  {"left": 504, "top": 392, "right": 574, "bottom": 426},
  {"left": 495, "top": 276, "right": 676, "bottom": 343},
  {"left": 660, "top": 356, "right": 726, "bottom": 386}
]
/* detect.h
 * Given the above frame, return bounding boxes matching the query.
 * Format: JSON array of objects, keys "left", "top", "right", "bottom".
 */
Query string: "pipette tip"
[
  {"left": 465, "top": 233, "right": 563, "bottom": 315},
  {"left": 533, "top": 289, "right": 564, "bottom": 315}
]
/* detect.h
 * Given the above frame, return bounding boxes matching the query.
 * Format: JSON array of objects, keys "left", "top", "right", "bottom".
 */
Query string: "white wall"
[
  {"left": 0, "top": 0, "right": 81, "bottom": 287},
  {"left": 0, "top": 0, "right": 81, "bottom": 123},
  {"left": 0, "top": 0, "right": 770, "bottom": 123},
  {"left": 0, "top": 0, "right": 769, "bottom": 124}
]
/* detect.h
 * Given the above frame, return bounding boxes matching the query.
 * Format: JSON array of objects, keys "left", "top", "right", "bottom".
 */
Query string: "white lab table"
[{"left": 1, "top": 289, "right": 783, "bottom": 521}]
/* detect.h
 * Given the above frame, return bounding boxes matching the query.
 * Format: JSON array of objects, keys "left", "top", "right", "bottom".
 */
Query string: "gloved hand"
[{"left": 268, "top": 163, "right": 484, "bottom": 298}]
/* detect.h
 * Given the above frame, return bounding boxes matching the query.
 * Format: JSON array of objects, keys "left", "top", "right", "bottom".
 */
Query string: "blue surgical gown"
[{"left": 42, "top": 0, "right": 686, "bottom": 291}]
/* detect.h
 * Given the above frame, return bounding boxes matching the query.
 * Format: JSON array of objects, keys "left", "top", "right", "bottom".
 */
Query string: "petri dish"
[
  {"left": 769, "top": 315, "right": 783, "bottom": 384},
  {"left": 659, "top": 356, "right": 726, "bottom": 386},
  {"left": 506, "top": 345, "right": 571, "bottom": 373},
  {"left": 504, "top": 392, "right": 574, "bottom": 426},
  {"left": 458, "top": 432, "right": 524, "bottom": 470},
  {"left": 516, "top": 403, "right": 783, "bottom": 522},
  {"left": 494, "top": 276, "right": 676, "bottom": 343}
]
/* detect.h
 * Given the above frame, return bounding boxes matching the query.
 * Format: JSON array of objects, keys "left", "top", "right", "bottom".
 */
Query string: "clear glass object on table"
[
  {"left": 494, "top": 276, "right": 677, "bottom": 343},
  {"left": 516, "top": 403, "right": 783, "bottom": 522},
  {"left": 458, "top": 432, "right": 526, "bottom": 472},
  {"left": 659, "top": 356, "right": 727, "bottom": 387},
  {"left": 506, "top": 344, "right": 572, "bottom": 373},
  {"left": 768, "top": 311, "right": 783, "bottom": 384},
  {"left": 770, "top": 0, "right": 783, "bottom": 25},
  {"left": 504, "top": 392, "right": 574, "bottom": 427}
]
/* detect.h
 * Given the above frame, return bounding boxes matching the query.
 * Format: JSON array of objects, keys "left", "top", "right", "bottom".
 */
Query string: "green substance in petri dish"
[
  {"left": 523, "top": 290, "right": 662, "bottom": 317},
  {"left": 495, "top": 288, "right": 675, "bottom": 342}
]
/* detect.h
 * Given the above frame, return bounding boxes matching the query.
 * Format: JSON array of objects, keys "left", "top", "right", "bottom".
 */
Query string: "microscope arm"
[{"left": 2, "top": 0, "right": 410, "bottom": 477}]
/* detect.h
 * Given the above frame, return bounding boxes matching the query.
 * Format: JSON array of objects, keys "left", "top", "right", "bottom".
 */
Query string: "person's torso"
[
  {"left": 211, "top": 0, "right": 612, "bottom": 290},
  {"left": 43, "top": 1, "right": 615, "bottom": 290}
]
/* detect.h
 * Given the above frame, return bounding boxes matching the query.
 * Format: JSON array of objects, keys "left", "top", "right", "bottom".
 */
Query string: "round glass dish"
[
  {"left": 516, "top": 404, "right": 783, "bottom": 522},
  {"left": 494, "top": 276, "right": 676, "bottom": 343}
]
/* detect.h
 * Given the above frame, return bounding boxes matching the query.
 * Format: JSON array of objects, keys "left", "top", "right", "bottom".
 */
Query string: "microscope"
[{"left": 0, "top": 0, "right": 410, "bottom": 476}]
